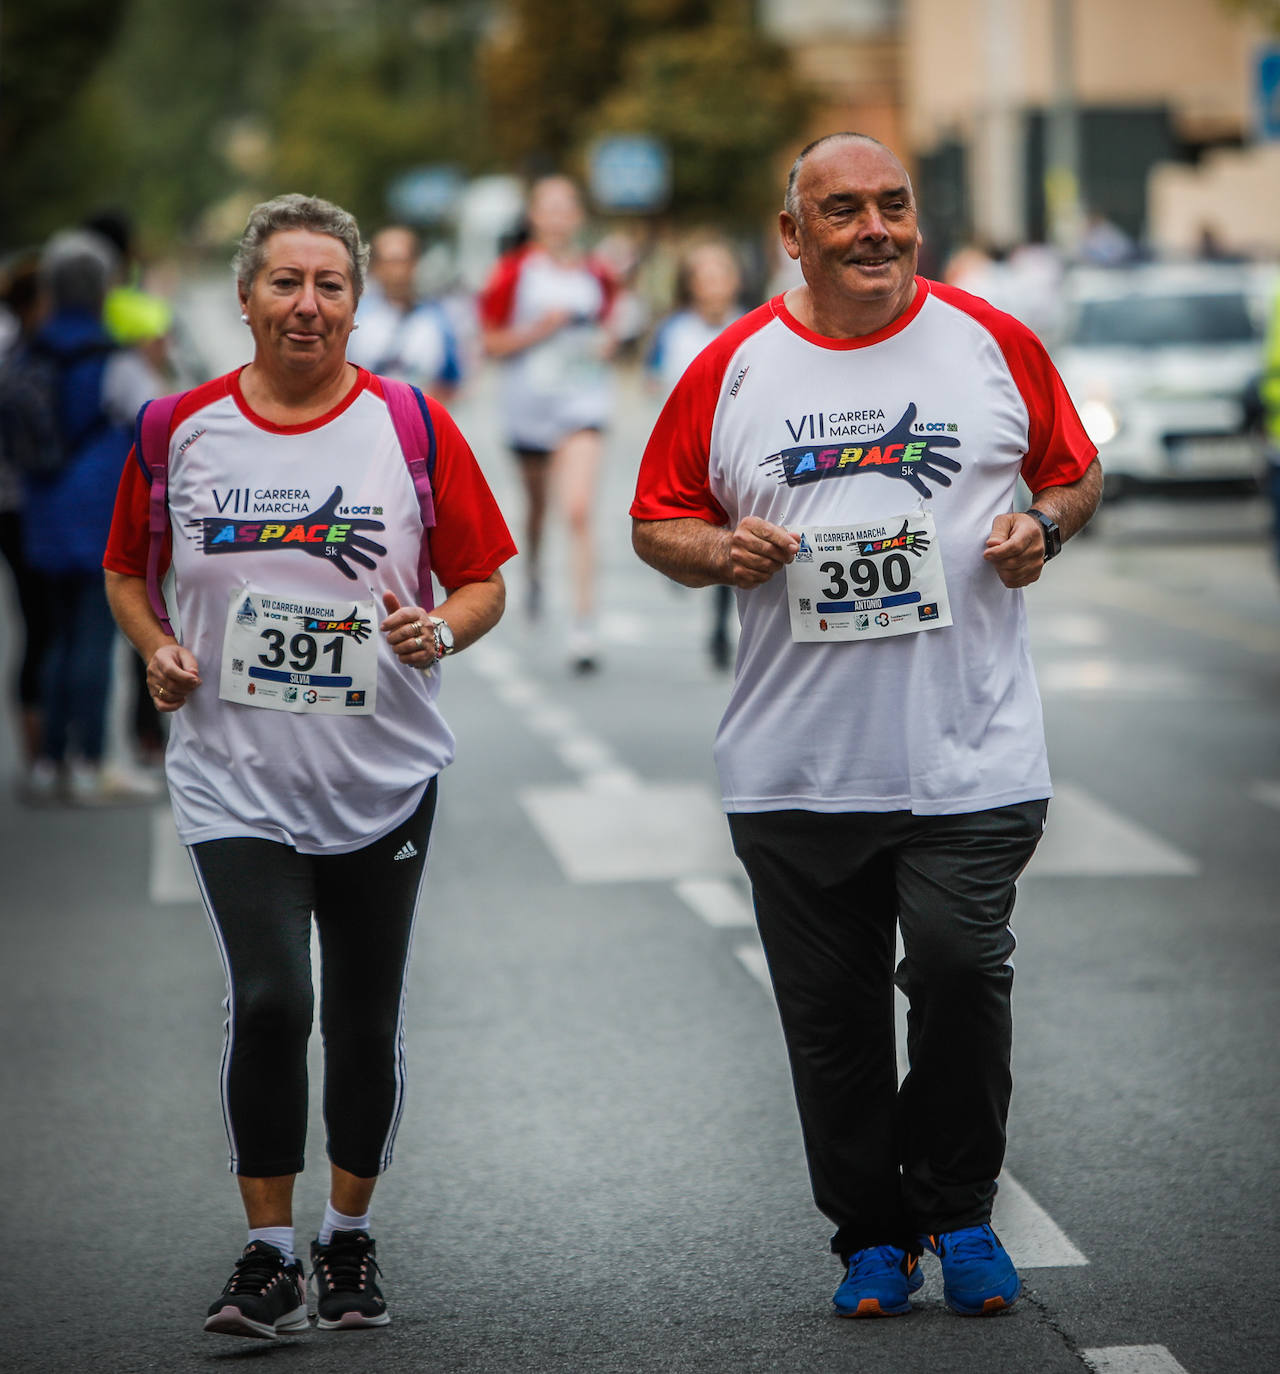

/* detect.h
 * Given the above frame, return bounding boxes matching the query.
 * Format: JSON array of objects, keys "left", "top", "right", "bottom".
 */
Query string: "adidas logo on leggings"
[{"left": 393, "top": 841, "right": 418, "bottom": 862}]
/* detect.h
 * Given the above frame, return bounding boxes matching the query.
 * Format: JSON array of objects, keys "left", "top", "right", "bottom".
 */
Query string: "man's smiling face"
[{"left": 782, "top": 137, "right": 921, "bottom": 327}]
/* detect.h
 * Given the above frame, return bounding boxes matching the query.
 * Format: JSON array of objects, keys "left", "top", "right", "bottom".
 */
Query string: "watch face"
[{"left": 434, "top": 619, "right": 454, "bottom": 652}]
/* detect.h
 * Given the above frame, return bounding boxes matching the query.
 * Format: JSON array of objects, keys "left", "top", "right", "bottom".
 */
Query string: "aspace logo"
[
  {"left": 296, "top": 608, "right": 372, "bottom": 642},
  {"left": 186, "top": 485, "right": 387, "bottom": 579},
  {"left": 761, "top": 403, "right": 962, "bottom": 499}
]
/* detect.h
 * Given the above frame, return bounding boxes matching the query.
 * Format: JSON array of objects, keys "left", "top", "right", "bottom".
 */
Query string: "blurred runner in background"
[
  {"left": 479, "top": 175, "right": 618, "bottom": 672},
  {"left": 645, "top": 238, "right": 747, "bottom": 670},
  {"left": 348, "top": 224, "right": 463, "bottom": 402}
]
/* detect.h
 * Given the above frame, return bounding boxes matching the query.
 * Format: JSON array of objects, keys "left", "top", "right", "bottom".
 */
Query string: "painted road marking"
[
  {"left": 675, "top": 877, "right": 755, "bottom": 928},
  {"left": 520, "top": 781, "right": 735, "bottom": 883},
  {"left": 149, "top": 806, "right": 197, "bottom": 904},
  {"left": 1035, "top": 612, "right": 1109, "bottom": 647},
  {"left": 1082, "top": 1347, "right": 1190, "bottom": 1374},
  {"left": 1036, "top": 658, "right": 1245, "bottom": 698},
  {"left": 1028, "top": 782, "right": 1199, "bottom": 877}
]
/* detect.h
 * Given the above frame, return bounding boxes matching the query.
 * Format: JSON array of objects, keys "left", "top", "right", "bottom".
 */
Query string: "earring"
[
  {"left": 351, "top": 322, "right": 360, "bottom": 331},
  {"left": 240, "top": 313, "right": 249, "bottom": 324}
]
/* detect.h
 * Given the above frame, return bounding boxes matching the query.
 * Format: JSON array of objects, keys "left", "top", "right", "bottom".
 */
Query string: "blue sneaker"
[
  {"left": 832, "top": 1245, "right": 923, "bottom": 1317},
  {"left": 921, "top": 1224, "right": 1020, "bottom": 1316}
]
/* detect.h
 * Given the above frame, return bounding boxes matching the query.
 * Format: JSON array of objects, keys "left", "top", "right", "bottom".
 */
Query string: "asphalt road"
[{"left": 1, "top": 318, "right": 1277, "bottom": 1373}]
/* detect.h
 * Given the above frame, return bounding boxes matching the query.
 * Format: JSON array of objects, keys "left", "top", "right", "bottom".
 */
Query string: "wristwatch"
[
  {"left": 427, "top": 615, "right": 455, "bottom": 659},
  {"left": 1026, "top": 508, "right": 1062, "bottom": 562}
]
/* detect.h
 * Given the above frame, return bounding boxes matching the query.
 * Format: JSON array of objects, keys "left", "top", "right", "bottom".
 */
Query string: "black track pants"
[
  {"left": 728, "top": 800, "right": 1047, "bottom": 1259},
  {"left": 189, "top": 778, "right": 438, "bottom": 1178}
]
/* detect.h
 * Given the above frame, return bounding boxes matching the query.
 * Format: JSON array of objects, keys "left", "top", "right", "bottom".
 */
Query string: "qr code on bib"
[
  {"left": 232, "top": 658, "right": 244, "bottom": 673},
  {"left": 799, "top": 597, "right": 811, "bottom": 613}
]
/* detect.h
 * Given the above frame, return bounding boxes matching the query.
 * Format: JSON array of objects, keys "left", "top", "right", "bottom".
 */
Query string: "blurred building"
[
  {"left": 761, "top": 0, "right": 906, "bottom": 151},
  {"left": 761, "top": 0, "right": 1280, "bottom": 263},
  {"left": 904, "top": 0, "right": 1279, "bottom": 260}
]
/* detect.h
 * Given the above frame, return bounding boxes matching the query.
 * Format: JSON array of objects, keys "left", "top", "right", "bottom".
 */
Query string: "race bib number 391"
[
  {"left": 784, "top": 513, "right": 952, "bottom": 643},
  {"left": 219, "top": 589, "right": 378, "bottom": 714}
]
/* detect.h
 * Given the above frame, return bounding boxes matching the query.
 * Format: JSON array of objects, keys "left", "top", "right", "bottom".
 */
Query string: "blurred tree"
[
  {"left": 593, "top": 22, "right": 810, "bottom": 225},
  {"left": 0, "top": 0, "right": 494, "bottom": 254},
  {"left": 0, "top": 0, "right": 130, "bottom": 247},
  {"left": 1220, "top": 0, "right": 1280, "bottom": 31},
  {"left": 479, "top": 0, "right": 808, "bottom": 225}
]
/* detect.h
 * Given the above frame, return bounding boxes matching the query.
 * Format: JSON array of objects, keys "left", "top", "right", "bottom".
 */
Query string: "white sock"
[
  {"left": 319, "top": 1201, "right": 371, "bottom": 1246},
  {"left": 247, "top": 1225, "right": 296, "bottom": 1264}
]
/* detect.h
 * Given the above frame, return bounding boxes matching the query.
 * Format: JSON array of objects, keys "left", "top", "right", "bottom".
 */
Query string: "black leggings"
[
  {"left": 189, "top": 779, "right": 438, "bottom": 1179},
  {"left": 728, "top": 800, "right": 1046, "bottom": 1258}
]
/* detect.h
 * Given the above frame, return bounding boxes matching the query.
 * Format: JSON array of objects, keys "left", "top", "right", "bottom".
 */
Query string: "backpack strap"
[
  {"left": 380, "top": 377, "right": 438, "bottom": 611},
  {"left": 133, "top": 390, "right": 186, "bottom": 636}
]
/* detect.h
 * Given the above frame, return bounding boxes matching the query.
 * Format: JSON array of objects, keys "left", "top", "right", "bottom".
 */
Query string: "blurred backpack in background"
[{"left": 0, "top": 336, "right": 116, "bottom": 480}]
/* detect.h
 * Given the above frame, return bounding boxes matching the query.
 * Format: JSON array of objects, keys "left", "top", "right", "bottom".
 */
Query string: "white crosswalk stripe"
[{"left": 1082, "top": 1347, "right": 1191, "bottom": 1374}]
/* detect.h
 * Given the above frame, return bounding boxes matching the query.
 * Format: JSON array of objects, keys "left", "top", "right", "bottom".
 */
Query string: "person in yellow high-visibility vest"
[{"left": 1261, "top": 277, "right": 1280, "bottom": 569}]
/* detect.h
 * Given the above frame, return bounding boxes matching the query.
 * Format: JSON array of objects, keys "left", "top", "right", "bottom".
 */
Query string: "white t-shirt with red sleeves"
[
  {"left": 478, "top": 245, "right": 615, "bottom": 451},
  {"left": 632, "top": 278, "right": 1096, "bottom": 817},
  {"left": 105, "top": 368, "right": 515, "bottom": 853}
]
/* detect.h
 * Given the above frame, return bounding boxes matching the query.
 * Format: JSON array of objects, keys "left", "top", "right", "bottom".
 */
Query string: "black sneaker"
[
  {"left": 204, "top": 1240, "right": 309, "bottom": 1339},
  {"left": 310, "top": 1229, "right": 390, "bottom": 1329}
]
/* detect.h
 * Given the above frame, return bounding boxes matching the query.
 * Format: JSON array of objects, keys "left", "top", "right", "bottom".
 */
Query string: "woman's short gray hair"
[{"left": 232, "top": 193, "right": 370, "bottom": 298}]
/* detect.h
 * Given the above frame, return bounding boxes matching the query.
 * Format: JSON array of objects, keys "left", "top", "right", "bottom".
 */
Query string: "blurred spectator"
[
  {"left": 0, "top": 252, "right": 53, "bottom": 784},
  {"left": 478, "top": 175, "right": 619, "bottom": 672},
  {"left": 18, "top": 230, "right": 160, "bottom": 803},
  {"left": 645, "top": 238, "right": 747, "bottom": 671},
  {"left": 347, "top": 225, "right": 463, "bottom": 401},
  {"left": 85, "top": 209, "right": 175, "bottom": 771},
  {"left": 85, "top": 209, "right": 175, "bottom": 378},
  {"left": 944, "top": 241, "right": 1064, "bottom": 342},
  {"left": 1078, "top": 210, "right": 1135, "bottom": 267}
]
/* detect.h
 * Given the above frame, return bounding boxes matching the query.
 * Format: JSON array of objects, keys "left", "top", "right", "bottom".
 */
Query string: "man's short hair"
[{"left": 783, "top": 132, "right": 904, "bottom": 221}]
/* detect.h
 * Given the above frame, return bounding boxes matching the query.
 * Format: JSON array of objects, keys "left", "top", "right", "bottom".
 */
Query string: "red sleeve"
[
  {"left": 631, "top": 304, "right": 773, "bottom": 525},
  {"left": 588, "top": 257, "right": 619, "bottom": 323},
  {"left": 477, "top": 249, "right": 526, "bottom": 329},
  {"left": 425, "top": 397, "right": 518, "bottom": 586},
  {"left": 928, "top": 281, "right": 1096, "bottom": 491}
]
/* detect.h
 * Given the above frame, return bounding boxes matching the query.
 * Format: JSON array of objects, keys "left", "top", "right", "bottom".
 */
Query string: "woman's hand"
[
  {"left": 381, "top": 591, "right": 438, "bottom": 669},
  {"left": 149, "top": 643, "right": 202, "bottom": 712}
]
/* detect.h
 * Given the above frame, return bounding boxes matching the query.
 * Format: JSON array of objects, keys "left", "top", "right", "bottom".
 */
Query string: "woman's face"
[
  {"left": 527, "top": 178, "right": 583, "bottom": 249},
  {"left": 240, "top": 229, "right": 357, "bottom": 377}
]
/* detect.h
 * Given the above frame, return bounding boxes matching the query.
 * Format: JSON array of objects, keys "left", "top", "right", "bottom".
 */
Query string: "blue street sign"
[
  {"left": 1256, "top": 45, "right": 1280, "bottom": 141},
  {"left": 587, "top": 135, "right": 671, "bottom": 213},
  {"left": 386, "top": 166, "right": 464, "bottom": 224}
]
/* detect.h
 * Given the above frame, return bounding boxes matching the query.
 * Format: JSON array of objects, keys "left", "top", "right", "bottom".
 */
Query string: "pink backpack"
[{"left": 133, "top": 377, "right": 438, "bottom": 635}]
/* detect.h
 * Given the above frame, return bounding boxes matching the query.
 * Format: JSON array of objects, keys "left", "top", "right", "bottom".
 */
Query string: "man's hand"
[
  {"left": 727, "top": 516, "right": 800, "bottom": 587},
  {"left": 983, "top": 512, "right": 1047, "bottom": 588}
]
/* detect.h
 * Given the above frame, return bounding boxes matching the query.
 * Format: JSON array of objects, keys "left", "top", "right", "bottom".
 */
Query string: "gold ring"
[
  {"left": 410, "top": 620, "right": 423, "bottom": 635},
  {"left": 156, "top": 686, "right": 170, "bottom": 699}
]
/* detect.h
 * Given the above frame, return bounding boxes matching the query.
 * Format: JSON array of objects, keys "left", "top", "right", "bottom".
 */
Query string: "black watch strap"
[{"left": 1026, "top": 507, "right": 1061, "bottom": 561}]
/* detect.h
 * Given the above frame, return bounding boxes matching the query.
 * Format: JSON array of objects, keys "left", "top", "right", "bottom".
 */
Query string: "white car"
[{"left": 1052, "top": 263, "right": 1274, "bottom": 500}]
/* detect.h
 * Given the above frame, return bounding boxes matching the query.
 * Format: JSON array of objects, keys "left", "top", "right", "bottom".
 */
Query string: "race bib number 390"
[
  {"left": 219, "top": 589, "right": 378, "bottom": 714},
  {"left": 784, "top": 513, "right": 952, "bottom": 643}
]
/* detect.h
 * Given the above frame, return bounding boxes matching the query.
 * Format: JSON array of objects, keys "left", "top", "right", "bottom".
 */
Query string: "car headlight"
[{"left": 1078, "top": 398, "right": 1119, "bottom": 446}]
